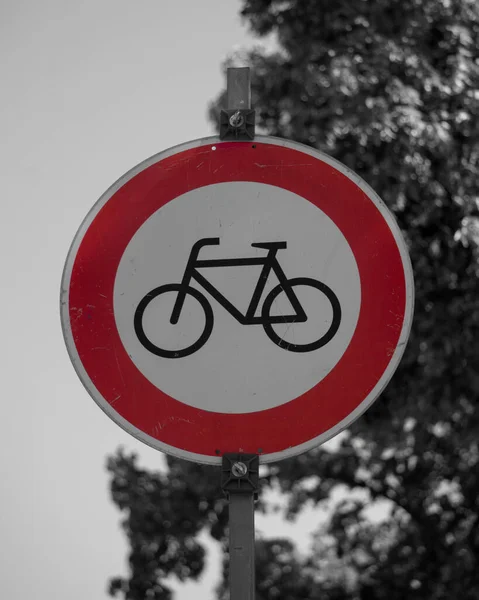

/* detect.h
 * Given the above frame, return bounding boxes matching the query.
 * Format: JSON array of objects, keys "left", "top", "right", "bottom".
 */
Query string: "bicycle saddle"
[{"left": 251, "top": 241, "right": 287, "bottom": 250}]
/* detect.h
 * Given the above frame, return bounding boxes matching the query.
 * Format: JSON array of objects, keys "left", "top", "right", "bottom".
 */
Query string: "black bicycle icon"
[{"left": 134, "top": 238, "right": 341, "bottom": 358}]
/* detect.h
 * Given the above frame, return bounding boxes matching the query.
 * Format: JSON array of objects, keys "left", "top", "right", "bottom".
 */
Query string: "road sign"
[{"left": 61, "top": 135, "right": 414, "bottom": 464}]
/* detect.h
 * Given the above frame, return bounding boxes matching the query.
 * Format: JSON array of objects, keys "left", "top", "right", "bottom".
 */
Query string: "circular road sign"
[{"left": 61, "top": 136, "right": 414, "bottom": 464}]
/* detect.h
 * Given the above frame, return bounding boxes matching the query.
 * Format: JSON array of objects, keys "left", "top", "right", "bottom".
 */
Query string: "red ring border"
[{"left": 68, "top": 140, "right": 407, "bottom": 459}]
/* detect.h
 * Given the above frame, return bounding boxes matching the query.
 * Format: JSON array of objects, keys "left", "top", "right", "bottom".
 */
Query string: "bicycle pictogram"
[{"left": 134, "top": 238, "right": 342, "bottom": 358}]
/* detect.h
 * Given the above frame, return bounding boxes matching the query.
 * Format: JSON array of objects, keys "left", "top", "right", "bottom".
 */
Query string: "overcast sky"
[
  {"left": 0, "top": 2, "right": 259, "bottom": 598},
  {"left": 1, "top": 1, "right": 370, "bottom": 598}
]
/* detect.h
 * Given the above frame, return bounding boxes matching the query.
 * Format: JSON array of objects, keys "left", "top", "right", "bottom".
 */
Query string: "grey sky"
[
  {"left": 1, "top": 2, "right": 358, "bottom": 598},
  {"left": 0, "top": 2, "right": 256, "bottom": 598}
]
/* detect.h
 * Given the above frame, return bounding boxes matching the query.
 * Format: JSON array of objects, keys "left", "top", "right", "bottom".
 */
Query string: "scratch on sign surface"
[
  {"left": 254, "top": 163, "right": 312, "bottom": 169},
  {"left": 112, "top": 347, "right": 126, "bottom": 389},
  {"left": 70, "top": 307, "right": 83, "bottom": 322}
]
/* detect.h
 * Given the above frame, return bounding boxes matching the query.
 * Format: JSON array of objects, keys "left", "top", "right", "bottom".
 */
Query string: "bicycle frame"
[{"left": 170, "top": 238, "right": 307, "bottom": 325}]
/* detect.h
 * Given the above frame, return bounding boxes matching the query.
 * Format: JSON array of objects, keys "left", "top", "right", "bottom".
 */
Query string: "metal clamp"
[
  {"left": 219, "top": 109, "right": 256, "bottom": 140},
  {"left": 221, "top": 453, "right": 259, "bottom": 499}
]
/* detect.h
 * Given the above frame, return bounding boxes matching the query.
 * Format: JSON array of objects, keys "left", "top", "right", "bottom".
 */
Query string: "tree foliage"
[{"left": 107, "top": 1, "right": 479, "bottom": 598}]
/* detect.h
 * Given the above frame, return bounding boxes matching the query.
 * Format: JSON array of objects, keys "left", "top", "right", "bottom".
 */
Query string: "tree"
[{"left": 107, "top": 1, "right": 479, "bottom": 598}]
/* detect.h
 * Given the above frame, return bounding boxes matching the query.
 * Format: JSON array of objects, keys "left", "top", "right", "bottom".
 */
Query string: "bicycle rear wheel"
[
  {"left": 262, "top": 277, "right": 341, "bottom": 353},
  {"left": 134, "top": 284, "right": 214, "bottom": 358}
]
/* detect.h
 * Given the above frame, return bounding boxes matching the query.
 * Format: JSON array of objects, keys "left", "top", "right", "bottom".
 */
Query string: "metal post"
[
  {"left": 227, "top": 67, "right": 251, "bottom": 110},
  {"left": 222, "top": 454, "right": 259, "bottom": 600},
  {"left": 229, "top": 490, "right": 255, "bottom": 599},
  {"left": 220, "top": 67, "right": 256, "bottom": 140}
]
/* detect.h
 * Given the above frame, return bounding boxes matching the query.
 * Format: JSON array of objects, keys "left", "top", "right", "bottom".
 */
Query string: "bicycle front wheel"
[
  {"left": 262, "top": 277, "right": 341, "bottom": 353},
  {"left": 134, "top": 284, "right": 214, "bottom": 359}
]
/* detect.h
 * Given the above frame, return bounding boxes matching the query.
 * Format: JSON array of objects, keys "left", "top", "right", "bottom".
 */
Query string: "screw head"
[
  {"left": 229, "top": 111, "right": 245, "bottom": 129},
  {"left": 231, "top": 461, "right": 248, "bottom": 478}
]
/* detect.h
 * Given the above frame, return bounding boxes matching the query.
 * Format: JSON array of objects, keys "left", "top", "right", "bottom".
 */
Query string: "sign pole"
[
  {"left": 220, "top": 68, "right": 258, "bottom": 600},
  {"left": 222, "top": 454, "right": 259, "bottom": 600},
  {"left": 226, "top": 66, "right": 251, "bottom": 110},
  {"left": 220, "top": 66, "right": 256, "bottom": 140},
  {"left": 220, "top": 67, "right": 259, "bottom": 600}
]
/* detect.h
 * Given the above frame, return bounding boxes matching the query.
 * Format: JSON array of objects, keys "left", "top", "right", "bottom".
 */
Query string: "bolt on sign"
[{"left": 61, "top": 136, "right": 414, "bottom": 464}]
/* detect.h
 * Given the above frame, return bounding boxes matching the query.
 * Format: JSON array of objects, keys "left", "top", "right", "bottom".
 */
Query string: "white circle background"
[{"left": 114, "top": 181, "right": 361, "bottom": 413}]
